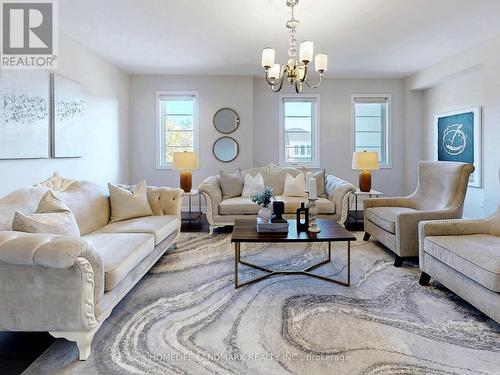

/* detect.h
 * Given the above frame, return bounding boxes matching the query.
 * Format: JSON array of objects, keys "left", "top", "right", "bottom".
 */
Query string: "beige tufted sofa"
[
  {"left": 418, "top": 207, "right": 500, "bottom": 323},
  {"left": 0, "top": 178, "right": 182, "bottom": 360},
  {"left": 363, "top": 161, "right": 474, "bottom": 266},
  {"left": 198, "top": 164, "right": 356, "bottom": 234}
]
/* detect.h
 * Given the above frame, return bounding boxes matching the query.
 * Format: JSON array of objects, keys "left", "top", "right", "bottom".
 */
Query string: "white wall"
[
  {"left": 253, "top": 77, "right": 406, "bottom": 197},
  {"left": 406, "top": 33, "right": 500, "bottom": 218},
  {"left": 0, "top": 33, "right": 130, "bottom": 196},
  {"left": 129, "top": 75, "right": 254, "bottom": 188}
]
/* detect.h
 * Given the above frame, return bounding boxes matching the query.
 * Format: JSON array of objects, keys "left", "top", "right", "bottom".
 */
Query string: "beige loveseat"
[
  {"left": 0, "top": 176, "right": 182, "bottom": 360},
  {"left": 199, "top": 164, "right": 356, "bottom": 234},
  {"left": 418, "top": 207, "right": 500, "bottom": 323},
  {"left": 363, "top": 161, "right": 473, "bottom": 266}
]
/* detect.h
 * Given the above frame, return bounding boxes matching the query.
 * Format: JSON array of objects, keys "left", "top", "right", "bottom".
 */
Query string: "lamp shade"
[
  {"left": 299, "top": 41, "right": 314, "bottom": 63},
  {"left": 352, "top": 151, "right": 379, "bottom": 170},
  {"left": 269, "top": 63, "right": 281, "bottom": 79},
  {"left": 173, "top": 151, "right": 198, "bottom": 170},
  {"left": 261, "top": 48, "right": 275, "bottom": 68},
  {"left": 315, "top": 53, "right": 328, "bottom": 72}
]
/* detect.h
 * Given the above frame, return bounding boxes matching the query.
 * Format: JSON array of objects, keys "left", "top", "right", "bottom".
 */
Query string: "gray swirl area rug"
[{"left": 25, "top": 232, "right": 500, "bottom": 375}]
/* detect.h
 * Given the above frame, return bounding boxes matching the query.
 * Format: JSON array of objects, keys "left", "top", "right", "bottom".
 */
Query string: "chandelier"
[{"left": 261, "top": 0, "right": 328, "bottom": 93}]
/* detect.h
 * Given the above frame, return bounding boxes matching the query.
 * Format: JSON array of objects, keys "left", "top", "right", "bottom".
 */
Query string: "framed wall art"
[{"left": 434, "top": 107, "right": 482, "bottom": 187}]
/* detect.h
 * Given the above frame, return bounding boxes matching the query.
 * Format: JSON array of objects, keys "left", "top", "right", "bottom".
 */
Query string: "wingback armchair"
[
  {"left": 418, "top": 207, "right": 500, "bottom": 323},
  {"left": 363, "top": 161, "right": 474, "bottom": 266}
]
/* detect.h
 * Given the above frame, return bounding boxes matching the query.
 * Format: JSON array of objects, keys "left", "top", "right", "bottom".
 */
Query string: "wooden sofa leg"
[
  {"left": 363, "top": 232, "right": 371, "bottom": 241},
  {"left": 50, "top": 329, "right": 97, "bottom": 361},
  {"left": 419, "top": 272, "right": 431, "bottom": 286},
  {"left": 393, "top": 256, "right": 404, "bottom": 267}
]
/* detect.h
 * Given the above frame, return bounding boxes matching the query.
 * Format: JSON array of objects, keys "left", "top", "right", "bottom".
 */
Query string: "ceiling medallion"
[{"left": 261, "top": 0, "right": 328, "bottom": 93}]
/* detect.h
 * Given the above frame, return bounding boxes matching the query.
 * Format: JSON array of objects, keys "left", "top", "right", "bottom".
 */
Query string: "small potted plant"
[{"left": 251, "top": 186, "right": 273, "bottom": 222}]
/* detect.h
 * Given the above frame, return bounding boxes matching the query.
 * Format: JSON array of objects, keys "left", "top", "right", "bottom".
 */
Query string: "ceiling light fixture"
[{"left": 261, "top": 0, "right": 328, "bottom": 93}]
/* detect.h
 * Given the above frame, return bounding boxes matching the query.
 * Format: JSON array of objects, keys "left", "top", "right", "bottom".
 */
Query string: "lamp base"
[
  {"left": 359, "top": 170, "right": 372, "bottom": 192},
  {"left": 180, "top": 171, "right": 192, "bottom": 192}
]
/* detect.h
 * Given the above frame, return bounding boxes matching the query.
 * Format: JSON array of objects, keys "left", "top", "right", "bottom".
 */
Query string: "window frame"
[
  {"left": 278, "top": 94, "right": 320, "bottom": 168},
  {"left": 351, "top": 93, "right": 392, "bottom": 168},
  {"left": 155, "top": 90, "right": 199, "bottom": 170}
]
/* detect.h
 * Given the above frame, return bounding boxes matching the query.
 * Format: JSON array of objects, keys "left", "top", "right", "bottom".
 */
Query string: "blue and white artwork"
[
  {"left": 0, "top": 70, "right": 50, "bottom": 159},
  {"left": 435, "top": 107, "right": 482, "bottom": 187},
  {"left": 51, "top": 73, "right": 85, "bottom": 158}
]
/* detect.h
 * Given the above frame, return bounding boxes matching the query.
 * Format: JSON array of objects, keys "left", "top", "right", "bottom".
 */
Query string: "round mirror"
[
  {"left": 213, "top": 136, "right": 239, "bottom": 162},
  {"left": 213, "top": 108, "right": 240, "bottom": 134}
]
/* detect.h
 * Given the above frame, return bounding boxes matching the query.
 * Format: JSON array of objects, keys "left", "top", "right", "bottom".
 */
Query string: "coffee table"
[{"left": 231, "top": 219, "right": 356, "bottom": 288}]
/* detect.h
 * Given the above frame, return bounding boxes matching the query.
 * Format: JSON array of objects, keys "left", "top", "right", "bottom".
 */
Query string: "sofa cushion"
[
  {"left": 84, "top": 233, "right": 154, "bottom": 291},
  {"left": 275, "top": 196, "right": 335, "bottom": 214},
  {"left": 95, "top": 215, "right": 178, "bottom": 245},
  {"left": 219, "top": 170, "right": 243, "bottom": 199},
  {"left": 12, "top": 191, "right": 80, "bottom": 236},
  {"left": 108, "top": 180, "right": 153, "bottom": 222},
  {"left": 365, "top": 207, "right": 416, "bottom": 234},
  {"left": 56, "top": 181, "right": 110, "bottom": 236},
  {"left": 219, "top": 197, "right": 261, "bottom": 215},
  {"left": 241, "top": 173, "right": 264, "bottom": 198},
  {"left": 283, "top": 173, "right": 307, "bottom": 197},
  {"left": 425, "top": 234, "right": 500, "bottom": 292}
]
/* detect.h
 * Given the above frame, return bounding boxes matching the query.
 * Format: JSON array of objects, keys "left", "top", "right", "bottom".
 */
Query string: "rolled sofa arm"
[
  {"left": 325, "top": 175, "right": 356, "bottom": 225},
  {"left": 146, "top": 186, "right": 183, "bottom": 216},
  {"left": 0, "top": 231, "right": 104, "bottom": 332},
  {"left": 198, "top": 175, "right": 222, "bottom": 226},
  {"left": 0, "top": 231, "right": 93, "bottom": 268}
]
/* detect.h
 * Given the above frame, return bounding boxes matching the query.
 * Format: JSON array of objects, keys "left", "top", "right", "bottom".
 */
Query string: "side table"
[
  {"left": 346, "top": 189, "right": 383, "bottom": 231},
  {"left": 181, "top": 189, "right": 202, "bottom": 222}
]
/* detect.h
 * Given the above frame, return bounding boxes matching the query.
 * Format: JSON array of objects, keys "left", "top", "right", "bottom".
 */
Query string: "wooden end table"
[{"left": 231, "top": 219, "right": 356, "bottom": 288}]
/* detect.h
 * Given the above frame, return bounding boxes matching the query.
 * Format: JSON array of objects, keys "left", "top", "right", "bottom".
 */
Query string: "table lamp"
[
  {"left": 352, "top": 151, "right": 379, "bottom": 192},
  {"left": 173, "top": 151, "right": 198, "bottom": 192}
]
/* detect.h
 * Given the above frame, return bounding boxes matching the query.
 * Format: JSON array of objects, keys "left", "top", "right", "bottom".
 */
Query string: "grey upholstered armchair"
[
  {"left": 363, "top": 161, "right": 474, "bottom": 267},
  {"left": 418, "top": 207, "right": 500, "bottom": 323}
]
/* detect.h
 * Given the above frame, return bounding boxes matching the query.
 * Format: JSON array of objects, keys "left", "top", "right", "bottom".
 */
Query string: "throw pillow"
[
  {"left": 241, "top": 173, "right": 265, "bottom": 198},
  {"left": 12, "top": 190, "right": 80, "bottom": 236},
  {"left": 313, "top": 170, "right": 326, "bottom": 197},
  {"left": 108, "top": 180, "right": 153, "bottom": 222},
  {"left": 219, "top": 170, "right": 243, "bottom": 198},
  {"left": 283, "top": 173, "right": 307, "bottom": 197}
]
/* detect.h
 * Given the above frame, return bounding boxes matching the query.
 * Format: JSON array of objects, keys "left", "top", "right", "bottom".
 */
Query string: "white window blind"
[
  {"left": 353, "top": 96, "right": 390, "bottom": 166},
  {"left": 279, "top": 95, "right": 319, "bottom": 167},
  {"left": 156, "top": 92, "right": 198, "bottom": 168}
]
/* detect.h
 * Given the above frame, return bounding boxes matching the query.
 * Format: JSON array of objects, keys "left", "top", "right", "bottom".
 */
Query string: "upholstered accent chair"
[
  {"left": 418, "top": 207, "right": 500, "bottom": 323},
  {"left": 363, "top": 161, "right": 474, "bottom": 266}
]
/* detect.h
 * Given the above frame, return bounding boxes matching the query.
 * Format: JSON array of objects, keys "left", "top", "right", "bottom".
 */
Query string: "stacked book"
[{"left": 256, "top": 218, "right": 289, "bottom": 233}]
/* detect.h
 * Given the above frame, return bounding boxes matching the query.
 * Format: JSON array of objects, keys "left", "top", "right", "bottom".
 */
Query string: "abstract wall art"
[
  {"left": 0, "top": 70, "right": 50, "bottom": 159},
  {"left": 434, "top": 107, "right": 482, "bottom": 187},
  {"left": 51, "top": 73, "right": 86, "bottom": 158}
]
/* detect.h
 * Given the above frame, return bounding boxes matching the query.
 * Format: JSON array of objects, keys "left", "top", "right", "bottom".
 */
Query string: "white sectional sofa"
[
  {"left": 0, "top": 176, "right": 182, "bottom": 360},
  {"left": 199, "top": 163, "right": 356, "bottom": 234}
]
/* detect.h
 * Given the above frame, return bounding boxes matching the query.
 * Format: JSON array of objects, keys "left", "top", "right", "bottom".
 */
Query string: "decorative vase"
[{"left": 258, "top": 205, "right": 273, "bottom": 222}]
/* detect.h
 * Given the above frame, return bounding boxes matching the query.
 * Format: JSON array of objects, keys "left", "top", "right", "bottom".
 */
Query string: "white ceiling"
[{"left": 60, "top": 0, "right": 500, "bottom": 78}]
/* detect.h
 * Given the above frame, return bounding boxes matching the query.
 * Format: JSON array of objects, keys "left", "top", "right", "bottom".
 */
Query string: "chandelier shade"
[{"left": 260, "top": 0, "right": 327, "bottom": 93}]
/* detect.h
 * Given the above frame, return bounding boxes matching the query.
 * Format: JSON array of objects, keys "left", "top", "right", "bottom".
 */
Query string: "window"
[
  {"left": 352, "top": 95, "right": 391, "bottom": 167},
  {"left": 279, "top": 95, "right": 319, "bottom": 167},
  {"left": 156, "top": 91, "right": 199, "bottom": 169}
]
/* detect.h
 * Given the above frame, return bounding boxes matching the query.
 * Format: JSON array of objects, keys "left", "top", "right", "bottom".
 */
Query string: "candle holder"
[{"left": 307, "top": 196, "right": 321, "bottom": 233}]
